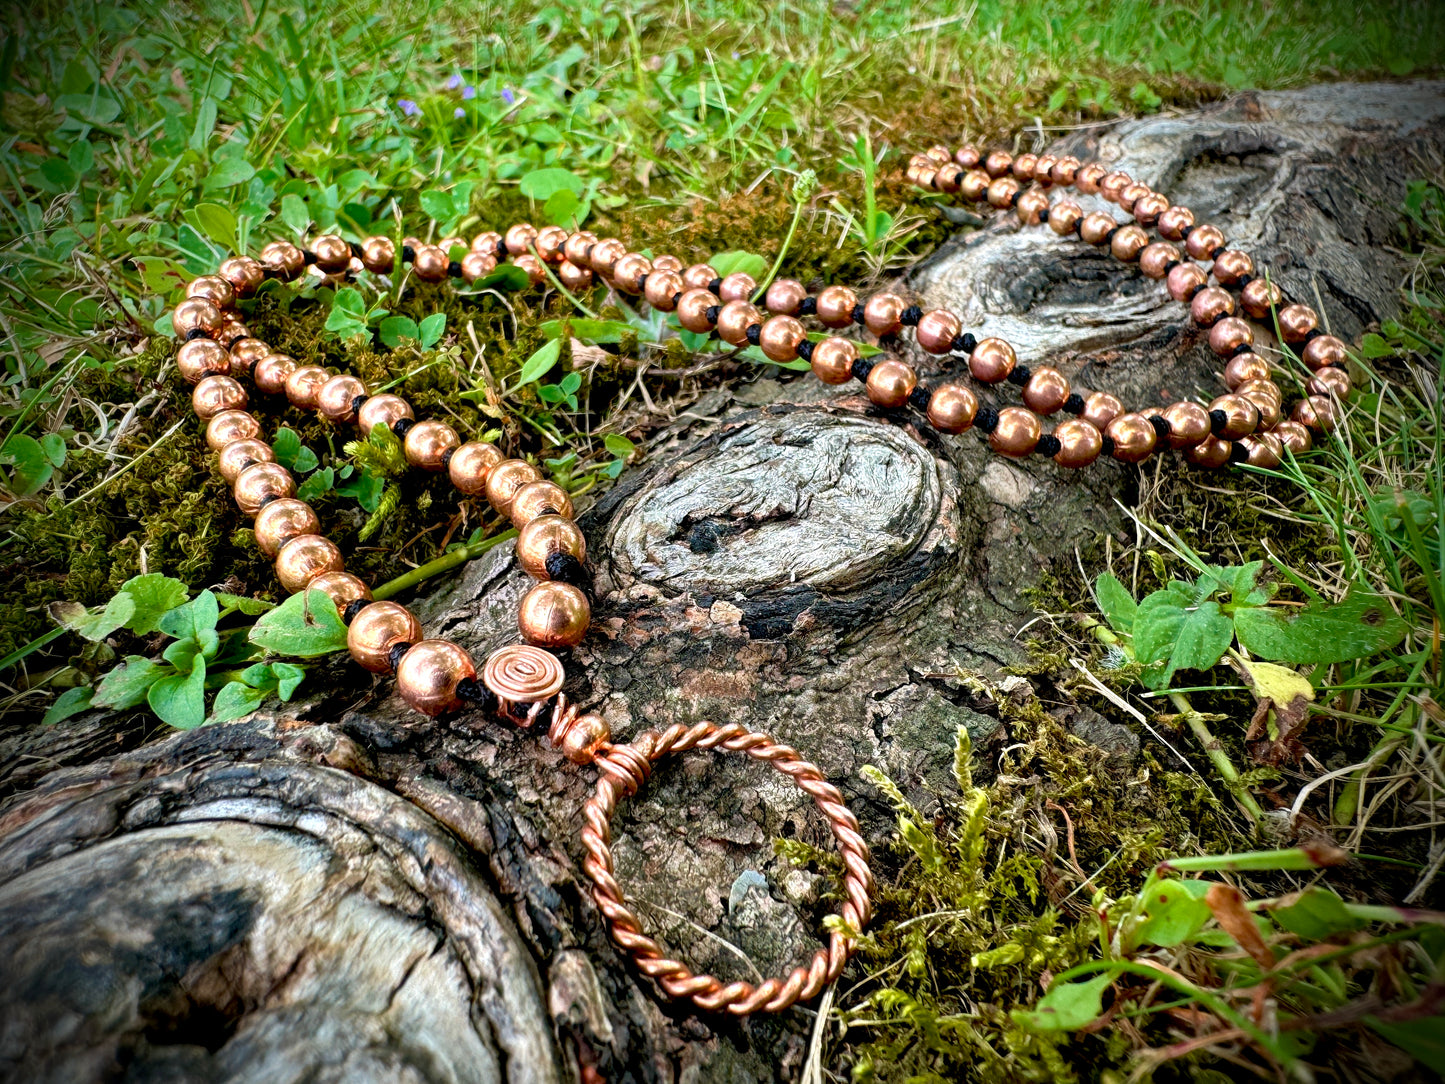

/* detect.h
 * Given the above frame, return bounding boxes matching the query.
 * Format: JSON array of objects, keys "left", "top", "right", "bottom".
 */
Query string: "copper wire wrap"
[
  {"left": 482, "top": 643, "right": 565, "bottom": 725},
  {"left": 580, "top": 721, "right": 874, "bottom": 1014}
]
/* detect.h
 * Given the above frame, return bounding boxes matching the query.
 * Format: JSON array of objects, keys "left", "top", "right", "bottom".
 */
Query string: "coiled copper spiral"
[
  {"left": 580, "top": 721, "right": 874, "bottom": 1014},
  {"left": 482, "top": 643, "right": 565, "bottom": 725}
]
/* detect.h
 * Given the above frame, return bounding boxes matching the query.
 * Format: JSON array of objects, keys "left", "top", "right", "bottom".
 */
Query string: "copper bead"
[
  {"left": 959, "top": 169, "right": 990, "bottom": 201},
  {"left": 652, "top": 254, "right": 684, "bottom": 273},
  {"left": 1133, "top": 193, "right": 1169, "bottom": 228},
  {"left": 988, "top": 407, "right": 1041, "bottom": 458},
  {"left": 535, "top": 225, "right": 569, "bottom": 263},
  {"left": 1079, "top": 212, "right": 1118, "bottom": 246},
  {"left": 1110, "top": 225, "right": 1149, "bottom": 262},
  {"left": 717, "top": 273, "right": 756, "bottom": 303},
  {"left": 1307, "top": 367, "right": 1351, "bottom": 399},
  {"left": 357, "top": 393, "right": 414, "bottom": 437},
  {"left": 1048, "top": 199, "right": 1083, "bottom": 236},
  {"left": 173, "top": 298, "right": 223, "bottom": 338},
  {"left": 518, "top": 581, "right": 591, "bottom": 648},
  {"left": 448, "top": 441, "right": 504, "bottom": 496},
  {"left": 218, "top": 256, "right": 265, "bottom": 297},
  {"left": 516, "top": 514, "right": 586, "bottom": 579},
  {"left": 275, "top": 534, "right": 344, "bottom": 594},
  {"left": 588, "top": 237, "right": 627, "bottom": 274},
  {"left": 1278, "top": 304, "right": 1319, "bottom": 343},
  {"left": 865, "top": 359, "right": 916, "bottom": 409},
  {"left": 1212, "top": 250, "right": 1253, "bottom": 286},
  {"left": 1272, "top": 420, "right": 1313, "bottom": 454},
  {"left": 815, "top": 285, "right": 858, "bottom": 329},
  {"left": 1208, "top": 317, "right": 1254, "bottom": 357},
  {"left": 561, "top": 231, "right": 596, "bottom": 265},
  {"left": 177, "top": 339, "right": 230, "bottom": 383},
  {"left": 1241, "top": 279, "right": 1283, "bottom": 320},
  {"left": 1239, "top": 433, "right": 1284, "bottom": 469},
  {"left": 260, "top": 241, "right": 305, "bottom": 280},
  {"left": 986, "top": 177, "right": 1021, "bottom": 209},
  {"left": 230, "top": 337, "right": 269, "bottom": 376},
  {"left": 311, "top": 235, "right": 351, "bottom": 273},
  {"left": 1105, "top": 413, "right": 1157, "bottom": 463},
  {"left": 284, "top": 365, "right": 330, "bottom": 410},
  {"left": 308, "top": 571, "right": 372, "bottom": 611},
  {"left": 233, "top": 461, "right": 295, "bottom": 515},
  {"left": 715, "top": 300, "right": 762, "bottom": 346},
  {"left": 926, "top": 384, "right": 978, "bottom": 433},
  {"left": 984, "top": 150, "right": 1013, "bottom": 177},
  {"left": 764, "top": 279, "right": 807, "bottom": 316},
  {"left": 862, "top": 294, "right": 905, "bottom": 337},
  {"left": 916, "top": 309, "right": 961, "bottom": 355},
  {"left": 645, "top": 270, "right": 685, "bottom": 311},
  {"left": 193, "top": 375, "right": 247, "bottom": 419},
  {"left": 486, "top": 459, "right": 542, "bottom": 515},
  {"left": 504, "top": 223, "right": 539, "bottom": 256},
  {"left": 1209, "top": 394, "right": 1261, "bottom": 439},
  {"left": 361, "top": 236, "right": 396, "bottom": 273},
  {"left": 395, "top": 640, "right": 476, "bottom": 717},
  {"left": 968, "top": 338, "right": 1016, "bottom": 383},
  {"left": 1075, "top": 163, "right": 1107, "bottom": 194},
  {"left": 1139, "top": 242, "right": 1181, "bottom": 280},
  {"left": 676, "top": 289, "right": 719, "bottom": 334},
  {"left": 1184, "top": 224, "right": 1225, "bottom": 261},
  {"left": 1302, "top": 335, "right": 1348, "bottom": 371},
  {"left": 1190, "top": 287, "right": 1235, "bottom": 328},
  {"left": 317, "top": 375, "right": 367, "bottom": 423},
  {"left": 1022, "top": 367, "right": 1069, "bottom": 414},
  {"left": 216, "top": 438, "right": 274, "bottom": 484},
  {"left": 510, "top": 480, "right": 574, "bottom": 527},
  {"left": 253, "top": 497, "right": 321, "bottom": 557},
  {"left": 1292, "top": 395, "right": 1338, "bottom": 431},
  {"left": 1015, "top": 188, "right": 1049, "bottom": 226},
  {"left": 1161, "top": 401, "right": 1211, "bottom": 449},
  {"left": 1081, "top": 391, "right": 1123, "bottom": 430},
  {"left": 1156, "top": 206, "right": 1195, "bottom": 241},
  {"left": 403, "top": 420, "right": 460, "bottom": 471},
  {"left": 1184, "top": 436, "right": 1232, "bottom": 469},
  {"left": 412, "top": 244, "right": 449, "bottom": 282},
  {"left": 759, "top": 315, "right": 806, "bottom": 362},
  {"left": 611, "top": 253, "right": 651, "bottom": 294},
  {"left": 1116, "top": 183, "right": 1150, "bottom": 212},
  {"left": 462, "top": 251, "right": 498, "bottom": 283},
  {"left": 1012, "top": 153, "right": 1038, "bottom": 180},
  {"left": 1053, "top": 419, "right": 1103, "bottom": 468},
  {"left": 254, "top": 353, "right": 298, "bottom": 395},
  {"left": 1224, "top": 353, "right": 1270, "bottom": 390},
  {"left": 1167, "top": 263, "right": 1208, "bottom": 303},
  {"left": 206, "top": 410, "right": 261, "bottom": 451},
  {"left": 347, "top": 601, "right": 423, "bottom": 673},
  {"left": 187, "top": 275, "right": 234, "bottom": 309},
  {"left": 682, "top": 263, "right": 718, "bottom": 290},
  {"left": 810, "top": 338, "right": 858, "bottom": 385}
]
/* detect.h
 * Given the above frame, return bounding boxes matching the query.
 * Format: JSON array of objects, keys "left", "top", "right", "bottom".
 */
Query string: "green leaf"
[
  {"left": 118, "top": 573, "right": 190, "bottom": 635},
  {"left": 162, "top": 635, "right": 203, "bottom": 672},
  {"left": 39, "top": 433, "right": 66, "bottom": 468},
  {"left": 1, "top": 433, "right": 55, "bottom": 495},
  {"left": 158, "top": 589, "right": 220, "bottom": 647},
  {"left": 148, "top": 655, "right": 208, "bottom": 729},
  {"left": 272, "top": 661, "right": 306, "bottom": 700},
  {"left": 708, "top": 250, "right": 769, "bottom": 280},
  {"left": 1012, "top": 971, "right": 1114, "bottom": 1032},
  {"left": 603, "top": 433, "right": 636, "bottom": 457},
  {"left": 537, "top": 318, "right": 634, "bottom": 343},
  {"left": 543, "top": 188, "right": 587, "bottom": 228},
  {"left": 517, "top": 338, "right": 563, "bottom": 385},
  {"left": 188, "top": 203, "right": 237, "bottom": 249},
  {"left": 203, "top": 157, "right": 255, "bottom": 189},
  {"left": 188, "top": 96, "right": 218, "bottom": 152},
  {"left": 279, "top": 192, "right": 310, "bottom": 234},
  {"left": 248, "top": 589, "right": 349, "bottom": 657},
  {"left": 296, "top": 466, "right": 335, "bottom": 503},
  {"left": 378, "top": 315, "right": 420, "bottom": 348},
  {"left": 519, "top": 167, "right": 586, "bottom": 200},
  {"left": 1134, "top": 583, "right": 1235, "bottom": 688},
  {"left": 419, "top": 312, "right": 447, "bottom": 348},
  {"left": 1129, "top": 878, "right": 1212, "bottom": 949},
  {"left": 1093, "top": 572, "right": 1137, "bottom": 635},
  {"left": 1234, "top": 586, "right": 1408, "bottom": 664},
  {"left": 68, "top": 139, "right": 95, "bottom": 176},
  {"left": 1359, "top": 333, "right": 1392, "bottom": 359},
  {"left": 42, "top": 685, "right": 93, "bottom": 725},
  {"left": 50, "top": 593, "right": 135, "bottom": 642},
  {"left": 93, "top": 656, "right": 167, "bottom": 709},
  {"left": 210, "top": 680, "right": 268, "bottom": 722},
  {"left": 1270, "top": 887, "right": 1367, "bottom": 940},
  {"left": 472, "top": 264, "right": 532, "bottom": 292}
]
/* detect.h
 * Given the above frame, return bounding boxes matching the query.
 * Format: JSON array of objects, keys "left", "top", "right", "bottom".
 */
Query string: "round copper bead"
[
  {"left": 1190, "top": 287, "right": 1235, "bottom": 328},
  {"left": 234, "top": 462, "right": 295, "bottom": 515},
  {"left": 1079, "top": 212, "right": 1119, "bottom": 246},
  {"left": 1278, "top": 304, "right": 1319, "bottom": 343},
  {"left": 1224, "top": 353, "right": 1270, "bottom": 390},
  {"left": 759, "top": 315, "right": 807, "bottom": 362},
  {"left": 955, "top": 144, "right": 981, "bottom": 167},
  {"left": 682, "top": 263, "right": 718, "bottom": 291},
  {"left": 468, "top": 231, "right": 501, "bottom": 255},
  {"left": 462, "top": 251, "right": 498, "bottom": 283},
  {"left": 1139, "top": 242, "right": 1181, "bottom": 280},
  {"left": 763, "top": 279, "right": 806, "bottom": 316},
  {"left": 1110, "top": 225, "right": 1149, "bottom": 262},
  {"left": 193, "top": 375, "right": 247, "bottom": 419},
  {"left": 505, "top": 223, "right": 539, "bottom": 256},
  {"left": 675, "top": 289, "right": 720, "bottom": 334},
  {"left": 865, "top": 359, "right": 916, "bottom": 409},
  {"left": 810, "top": 338, "right": 858, "bottom": 385},
  {"left": 1015, "top": 188, "right": 1050, "bottom": 226},
  {"left": 815, "top": 286, "right": 858, "bottom": 329},
  {"left": 1184, "top": 224, "right": 1226, "bottom": 261},
  {"left": 1241, "top": 279, "right": 1283, "bottom": 320},
  {"left": 934, "top": 164, "right": 964, "bottom": 193},
  {"left": 1237, "top": 379, "right": 1283, "bottom": 426},
  {"left": 968, "top": 338, "right": 1016, "bottom": 383},
  {"left": 959, "top": 169, "right": 991, "bottom": 202},
  {"left": 395, "top": 641, "right": 476, "bottom": 717},
  {"left": 275, "top": 534, "right": 343, "bottom": 594},
  {"left": 311, "top": 235, "right": 351, "bottom": 273},
  {"left": 556, "top": 259, "right": 592, "bottom": 292},
  {"left": 1051, "top": 156, "right": 1081, "bottom": 186},
  {"left": 984, "top": 150, "right": 1013, "bottom": 177},
  {"left": 1012, "top": 153, "right": 1039, "bottom": 180},
  {"left": 588, "top": 238, "right": 627, "bottom": 275},
  {"left": 1081, "top": 391, "right": 1123, "bottom": 430},
  {"left": 1156, "top": 206, "right": 1195, "bottom": 241},
  {"left": 717, "top": 273, "right": 755, "bottom": 303},
  {"left": 926, "top": 384, "right": 978, "bottom": 433},
  {"left": 1211, "top": 250, "right": 1253, "bottom": 286},
  {"left": 357, "top": 394, "right": 414, "bottom": 437},
  {"left": 535, "top": 225, "right": 569, "bottom": 263},
  {"left": 518, "top": 581, "right": 591, "bottom": 648},
  {"left": 1022, "top": 367, "right": 1070, "bottom": 414},
  {"left": 1239, "top": 433, "right": 1284, "bottom": 469},
  {"left": 1167, "top": 263, "right": 1208, "bottom": 303},
  {"left": 986, "top": 177, "right": 1021, "bottom": 209},
  {"left": 1098, "top": 172, "right": 1131, "bottom": 202},
  {"left": 1273, "top": 420, "right": 1313, "bottom": 454},
  {"left": 449, "top": 441, "right": 504, "bottom": 496},
  {"left": 652, "top": 255, "right": 684, "bottom": 273},
  {"left": 1209, "top": 394, "right": 1261, "bottom": 439},
  {"left": 1033, "top": 155, "right": 1058, "bottom": 184},
  {"left": 989, "top": 407, "right": 1041, "bottom": 458},
  {"left": 403, "top": 420, "right": 460, "bottom": 471},
  {"left": 1184, "top": 436, "right": 1232, "bottom": 469},
  {"left": 1048, "top": 199, "right": 1084, "bottom": 236},
  {"left": 253, "top": 498, "right": 320, "bottom": 557},
  {"left": 715, "top": 300, "right": 762, "bottom": 346},
  {"left": 862, "top": 294, "right": 905, "bottom": 337},
  {"left": 260, "top": 241, "right": 305, "bottom": 280},
  {"left": 560, "top": 231, "right": 596, "bottom": 265},
  {"left": 253, "top": 354, "right": 298, "bottom": 396},
  {"left": 359, "top": 236, "right": 395, "bottom": 273},
  {"left": 1302, "top": 334, "right": 1348, "bottom": 371},
  {"left": 284, "top": 365, "right": 330, "bottom": 410},
  {"left": 510, "top": 480, "right": 574, "bottom": 527},
  {"left": 347, "top": 601, "right": 423, "bottom": 673},
  {"left": 512, "top": 254, "right": 546, "bottom": 286},
  {"left": 1293, "top": 395, "right": 1338, "bottom": 431},
  {"left": 1161, "top": 401, "right": 1211, "bottom": 449},
  {"left": 611, "top": 253, "right": 651, "bottom": 294},
  {"left": 1117, "top": 182, "right": 1151, "bottom": 213},
  {"left": 1308, "top": 367, "right": 1351, "bottom": 399},
  {"left": 216, "top": 438, "right": 273, "bottom": 485},
  {"left": 187, "top": 275, "right": 235, "bottom": 309},
  {"left": 1209, "top": 317, "right": 1254, "bottom": 357},
  {"left": 645, "top": 270, "right": 685, "bottom": 311},
  {"left": 1133, "top": 193, "right": 1170, "bottom": 228},
  {"left": 217, "top": 319, "right": 252, "bottom": 350},
  {"left": 308, "top": 571, "right": 372, "bottom": 612},
  {"left": 206, "top": 410, "right": 261, "bottom": 451},
  {"left": 230, "top": 338, "right": 268, "bottom": 377},
  {"left": 916, "top": 309, "right": 961, "bottom": 355},
  {"left": 486, "top": 459, "right": 542, "bottom": 515},
  {"left": 557, "top": 712, "right": 610, "bottom": 765},
  {"left": 173, "top": 298, "right": 223, "bottom": 338},
  {"left": 412, "top": 244, "right": 449, "bottom": 282},
  {"left": 1105, "top": 413, "right": 1157, "bottom": 463},
  {"left": 516, "top": 514, "right": 586, "bottom": 579},
  {"left": 1053, "top": 419, "right": 1103, "bottom": 468},
  {"left": 1075, "top": 163, "right": 1107, "bottom": 194},
  {"left": 177, "top": 339, "right": 231, "bottom": 383},
  {"left": 218, "top": 256, "right": 265, "bottom": 298},
  {"left": 317, "top": 375, "right": 367, "bottom": 423}
]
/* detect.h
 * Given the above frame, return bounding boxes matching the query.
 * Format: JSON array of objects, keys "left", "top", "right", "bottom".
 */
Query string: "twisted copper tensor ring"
[{"left": 579, "top": 720, "right": 874, "bottom": 1014}]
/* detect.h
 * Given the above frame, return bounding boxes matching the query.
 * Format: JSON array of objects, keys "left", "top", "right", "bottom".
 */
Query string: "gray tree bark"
[{"left": 2, "top": 80, "right": 1442, "bottom": 1084}]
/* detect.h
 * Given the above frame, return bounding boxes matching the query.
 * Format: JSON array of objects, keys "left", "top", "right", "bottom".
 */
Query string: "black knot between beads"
[
  {"left": 496, "top": 240, "right": 509, "bottom": 259},
  {"left": 745, "top": 324, "right": 762, "bottom": 346},
  {"left": 1149, "top": 415, "right": 1172, "bottom": 439},
  {"left": 351, "top": 394, "right": 369, "bottom": 415},
  {"left": 1163, "top": 259, "right": 1181, "bottom": 276},
  {"left": 257, "top": 494, "right": 280, "bottom": 510},
  {"left": 1209, "top": 409, "right": 1229, "bottom": 435},
  {"left": 441, "top": 447, "right": 455, "bottom": 470},
  {"left": 671, "top": 292, "right": 683, "bottom": 307},
  {"left": 900, "top": 305, "right": 923, "bottom": 327},
  {"left": 1237, "top": 274, "right": 1253, "bottom": 288},
  {"left": 975, "top": 407, "right": 1000, "bottom": 433},
  {"left": 545, "top": 552, "right": 591, "bottom": 592},
  {"left": 1006, "top": 365, "right": 1031, "bottom": 387},
  {"left": 952, "top": 332, "right": 978, "bottom": 355},
  {"left": 1232, "top": 342, "right": 1255, "bottom": 357},
  {"left": 349, "top": 241, "right": 364, "bottom": 259},
  {"left": 795, "top": 339, "right": 814, "bottom": 362},
  {"left": 708, "top": 277, "right": 723, "bottom": 295},
  {"left": 448, "top": 260, "right": 463, "bottom": 277},
  {"left": 851, "top": 303, "right": 867, "bottom": 325},
  {"left": 851, "top": 357, "right": 874, "bottom": 382},
  {"left": 1102, "top": 227, "right": 1119, "bottom": 247},
  {"left": 1063, "top": 393, "right": 1086, "bottom": 415},
  {"left": 185, "top": 328, "right": 209, "bottom": 341},
  {"left": 1180, "top": 224, "right": 1195, "bottom": 239},
  {"left": 1008, "top": 189, "right": 1021, "bottom": 207},
  {"left": 401, "top": 244, "right": 416, "bottom": 263},
  {"left": 392, "top": 417, "right": 416, "bottom": 439},
  {"left": 636, "top": 273, "right": 648, "bottom": 293},
  {"left": 704, "top": 305, "right": 721, "bottom": 325},
  {"left": 799, "top": 296, "right": 817, "bottom": 316},
  {"left": 1303, "top": 327, "right": 1323, "bottom": 342},
  {"left": 1038, "top": 207, "right": 1049, "bottom": 223},
  {"left": 302, "top": 250, "right": 318, "bottom": 265},
  {"left": 388, "top": 642, "right": 412, "bottom": 672},
  {"left": 1228, "top": 441, "right": 1250, "bottom": 464},
  {"left": 1036, "top": 434, "right": 1062, "bottom": 457},
  {"left": 342, "top": 598, "right": 368, "bottom": 625},
  {"left": 1100, "top": 435, "right": 1116, "bottom": 457},
  {"left": 908, "top": 384, "right": 932, "bottom": 413},
  {"left": 456, "top": 678, "right": 498, "bottom": 714}
]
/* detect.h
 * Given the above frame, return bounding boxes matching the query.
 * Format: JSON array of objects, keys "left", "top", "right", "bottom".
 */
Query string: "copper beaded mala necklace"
[{"left": 164, "top": 139, "right": 1353, "bottom": 1016}]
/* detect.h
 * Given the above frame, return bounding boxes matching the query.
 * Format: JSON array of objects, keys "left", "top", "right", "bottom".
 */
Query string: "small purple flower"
[
  {"left": 501, "top": 86, "right": 516, "bottom": 106},
  {"left": 454, "top": 106, "right": 465, "bottom": 118},
  {"left": 446, "top": 74, "right": 463, "bottom": 90},
  {"left": 397, "top": 98, "right": 420, "bottom": 117},
  {"left": 462, "top": 84, "right": 476, "bottom": 100}
]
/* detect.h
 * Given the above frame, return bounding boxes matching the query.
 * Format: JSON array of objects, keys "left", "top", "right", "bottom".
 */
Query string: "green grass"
[{"left": 1, "top": 0, "right": 1444, "bottom": 1077}]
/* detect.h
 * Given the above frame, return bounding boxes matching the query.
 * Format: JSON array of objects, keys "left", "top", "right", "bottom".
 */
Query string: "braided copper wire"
[{"left": 580, "top": 721, "right": 873, "bottom": 1015}]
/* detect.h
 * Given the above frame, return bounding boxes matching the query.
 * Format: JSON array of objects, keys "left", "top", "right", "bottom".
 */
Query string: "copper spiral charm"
[
  {"left": 580, "top": 721, "right": 874, "bottom": 1015},
  {"left": 482, "top": 643, "right": 565, "bottom": 725}
]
